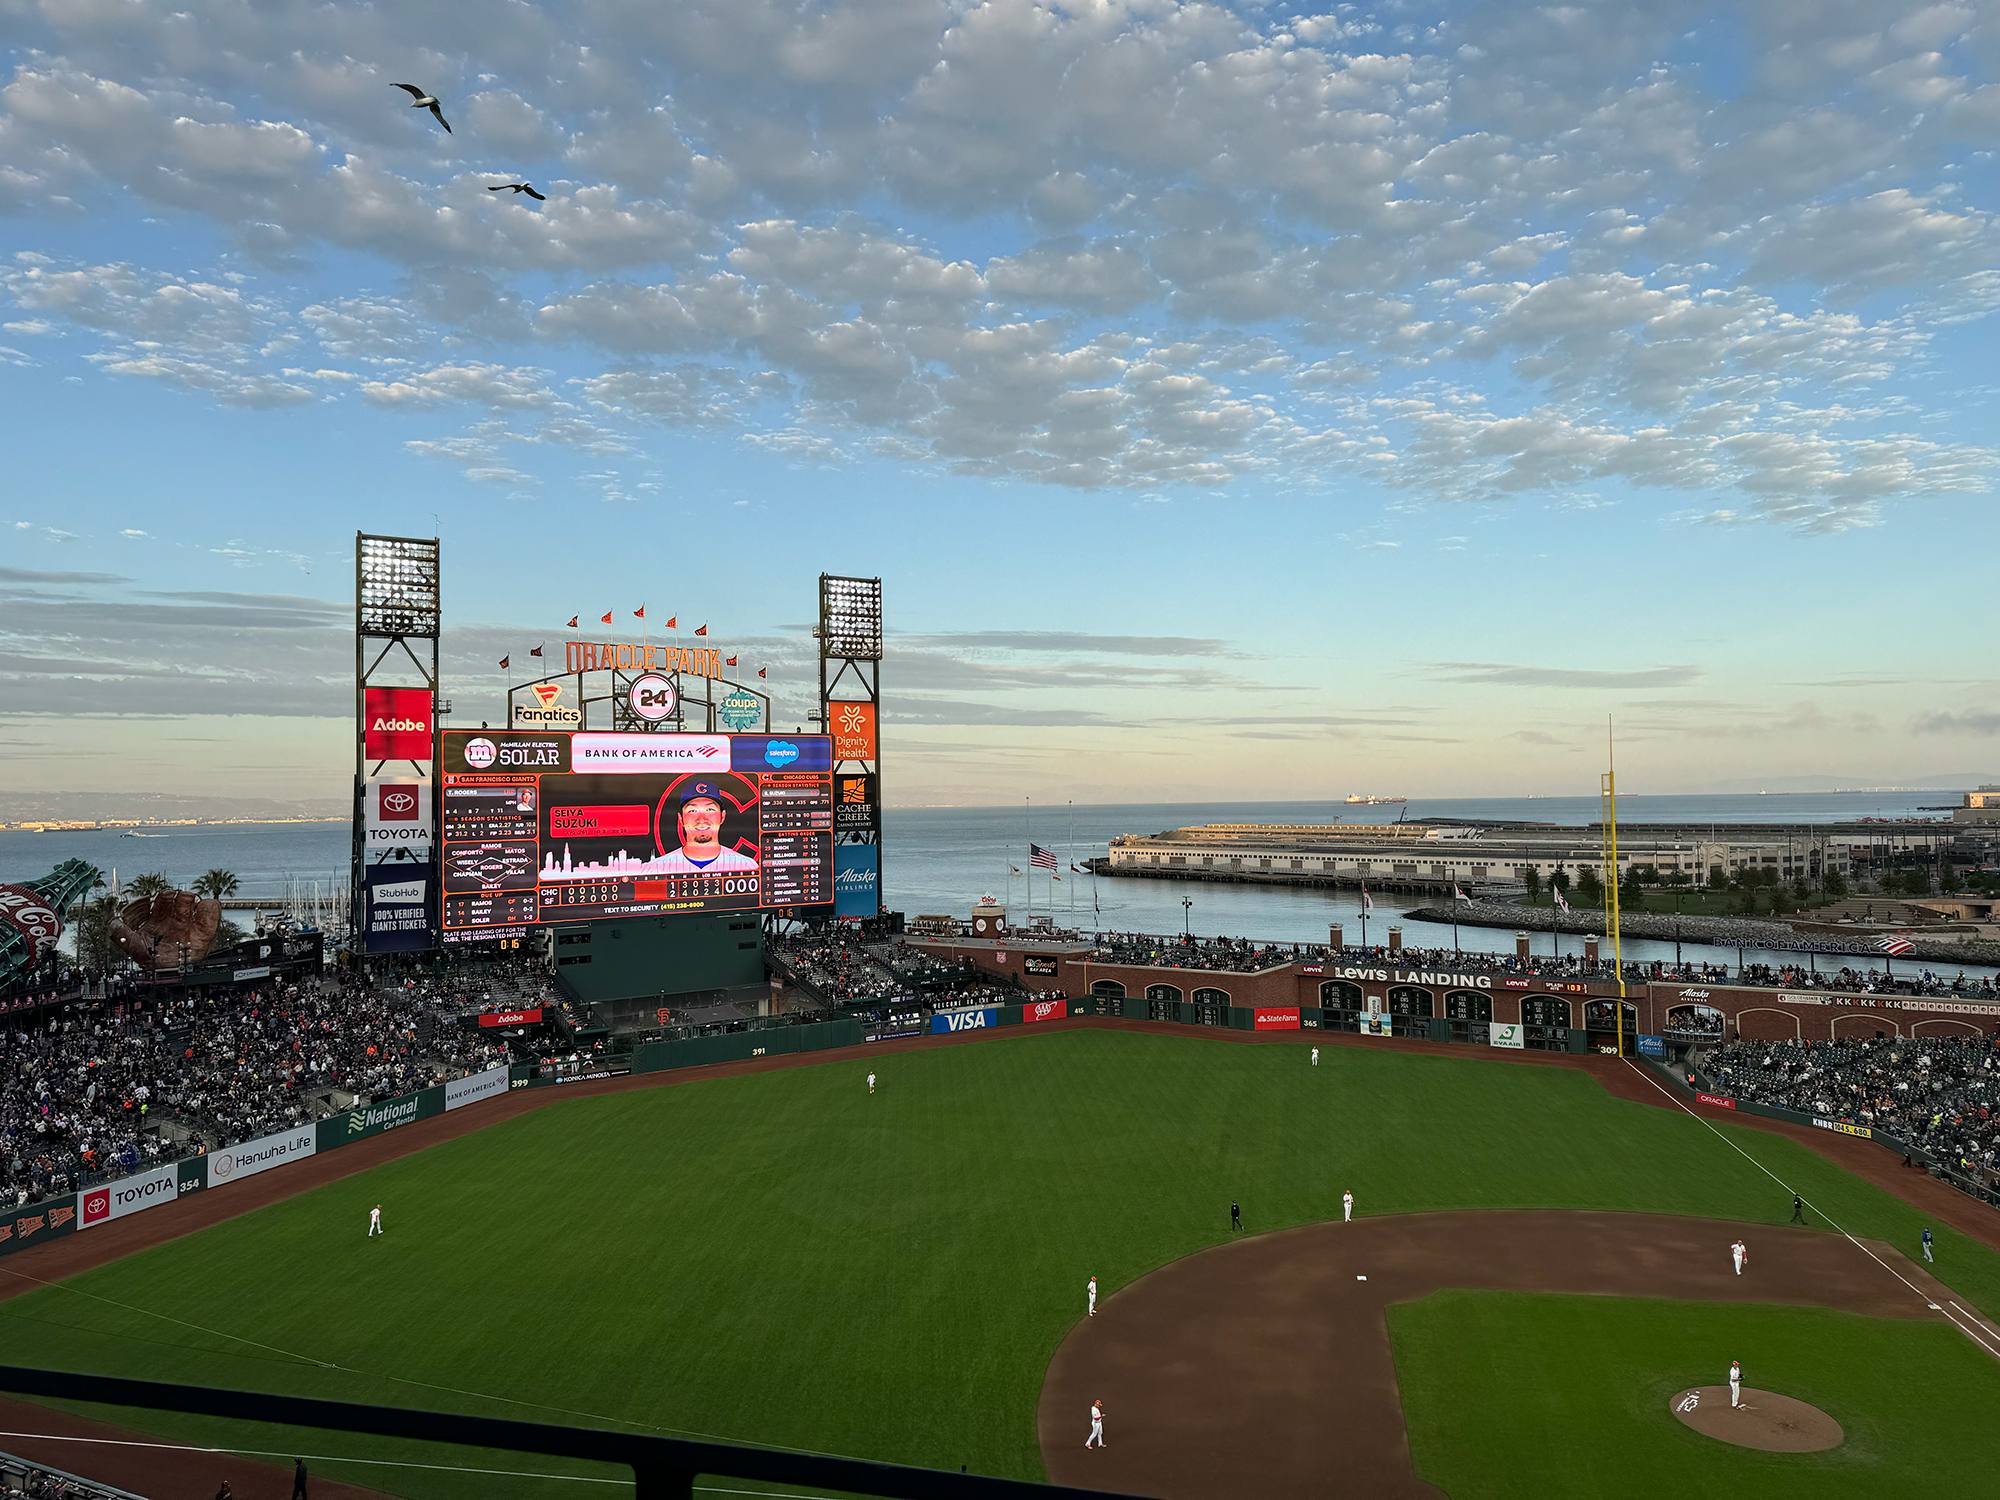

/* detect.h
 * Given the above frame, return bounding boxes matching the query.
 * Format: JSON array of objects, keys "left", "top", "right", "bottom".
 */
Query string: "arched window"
[
  {"left": 1663, "top": 1003, "right": 1722, "bottom": 1038},
  {"left": 1523, "top": 997, "right": 1571, "bottom": 1028},
  {"left": 1584, "top": 999, "right": 1638, "bottom": 1032},
  {"left": 1387, "top": 985, "right": 1433, "bottom": 1018},
  {"left": 1444, "top": 990, "right": 1491, "bottom": 1023},
  {"left": 1091, "top": 980, "right": 1127, "bottom": 1000},
  {"left": 1146, "top": 984, "right": 1183, "bottom": 1004},
  {"left": 1321, "top": 980, "right": 1365, "bottom": 1010},
  {"left": 1191, "top": 987, "right": 1230, "bottom": 1006}
]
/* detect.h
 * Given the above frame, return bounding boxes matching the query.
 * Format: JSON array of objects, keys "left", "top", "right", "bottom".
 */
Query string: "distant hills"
[
  {"left": 1699, "top": 773, "right": 1996, "bottom": 794},
  {"left": 0, "top": 792, "right": 348, "bottom": 826}
]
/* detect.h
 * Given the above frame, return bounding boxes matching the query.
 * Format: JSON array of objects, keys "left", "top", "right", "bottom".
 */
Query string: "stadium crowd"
[
  {"left": 1703, "top": 1035, "right": 2000, "bottom": 1184},
  {"left": 0, "top": 960, "right": 530, "bottom": 1205}
]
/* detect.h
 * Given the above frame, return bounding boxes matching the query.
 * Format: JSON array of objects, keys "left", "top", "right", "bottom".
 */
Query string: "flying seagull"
[
  {"left": 392, "top": 83, "right": 451, "bottom": 133},
  {"left": 488, "top": 182, "right": 547, "bottom": 200}
]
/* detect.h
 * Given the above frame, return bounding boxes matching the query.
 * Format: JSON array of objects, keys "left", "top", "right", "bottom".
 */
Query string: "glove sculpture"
[{"left": 110, "top": 890, "right": 222, "bottom": 968}]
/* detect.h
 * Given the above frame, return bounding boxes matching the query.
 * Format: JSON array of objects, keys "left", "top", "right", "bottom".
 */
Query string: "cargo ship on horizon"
[{"left": 1344, "top": 794, "right": 1406, "bottom": 805}]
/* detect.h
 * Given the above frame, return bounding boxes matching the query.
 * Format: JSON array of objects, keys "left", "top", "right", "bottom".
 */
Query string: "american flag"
[
  {"left": 1879, "top": 933, "right": 1914, "bottom": 955},
  {"left": 1361, "top": 883, "right": 1373, "bottom": 911},
  {"left": 1030, "top": 843, "right": 1058, "bottom": 871},
  {"left": 1454, "top": 884, "right": 1470, "bottom": 902},
  {"left": 1555, "top": 889, "right": 1571, "bottom": 913}
]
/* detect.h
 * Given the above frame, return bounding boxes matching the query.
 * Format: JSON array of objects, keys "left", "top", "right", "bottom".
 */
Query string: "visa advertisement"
[{"left": 931, "top": 1006, "right": 998, "bottom": 1034}]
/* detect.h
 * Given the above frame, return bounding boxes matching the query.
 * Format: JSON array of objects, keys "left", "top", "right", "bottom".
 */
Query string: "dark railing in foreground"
[{"left": 0, "top": 1367, "right": 1144, "bottom": 1500}]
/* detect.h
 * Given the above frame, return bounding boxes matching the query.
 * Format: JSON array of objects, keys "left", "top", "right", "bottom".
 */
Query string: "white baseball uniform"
[
  {"left": 1731, "top": 1241, "right": 1745, "bottom": 1275},
  {"left": 1087, "top": 1278, "right": 1097, "bottom": 1316},
  {"left": 867, "top": 1072, "right": 876, "bottom": 1093},
  {"left": 1729, "top": 1363, "right": 1742, "bottom": 1408},
  {"left": 1311, "top": 1047, "right": 1319, "bottom": 1066},
  {"left": 1343, "top": 1191, "right": 1353, "bottom": 1222},
  {"left": 1086, "top": 1402, "right": 1105, "bottom": 1448},
  {"left": 368, "top": 1206, "right": 382, "bottom": 1237}
]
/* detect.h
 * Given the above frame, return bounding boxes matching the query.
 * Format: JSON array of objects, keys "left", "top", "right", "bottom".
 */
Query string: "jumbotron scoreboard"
[{"left": 439, "top": 730, "right": 835, "bottom": 942}]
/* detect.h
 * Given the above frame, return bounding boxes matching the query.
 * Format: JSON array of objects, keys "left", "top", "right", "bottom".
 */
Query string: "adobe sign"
[{"left": 364, "top": 687, "right": 434, "bottom": 760}]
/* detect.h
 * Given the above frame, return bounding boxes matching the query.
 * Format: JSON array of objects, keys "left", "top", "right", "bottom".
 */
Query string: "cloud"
[
  {"left": 0, "top": 566, "right": 128, "bottom": 584},
  {"left": 1913, "top": 710, "right": 2000, "bottom": 735},
  {"left": 899, "top": 631, "right": 1239, "bottom": 657},
  {"left": 1430, "top": 662, "right": 1703, "bottom": 689}
]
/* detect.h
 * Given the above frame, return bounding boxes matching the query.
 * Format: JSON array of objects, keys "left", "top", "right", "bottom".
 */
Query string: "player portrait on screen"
[{"left": 656, "top": 779, "right": 759, "bottom": 874}]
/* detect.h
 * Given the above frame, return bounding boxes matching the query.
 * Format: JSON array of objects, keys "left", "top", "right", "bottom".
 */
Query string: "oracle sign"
[
  {"left": 0, "top": 885, "right": 61, "bottom": 965},
  {"left": 364, "top": 687, "right": 434, "bottom": 760},
  {"left": 1696, "top": 1092, "right": 1736, "bottom": 1110},
  {"left": 1023, "top": 998, "right": 1068, "bottom": 1024}
]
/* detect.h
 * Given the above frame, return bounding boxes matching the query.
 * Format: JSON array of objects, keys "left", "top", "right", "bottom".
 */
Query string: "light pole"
[
  {"left": 1673, "top": 888, "right": 1682, "bottom": 969},
  {"left": 1181, "top": 896, "right": 1192, "bottom": 943}
]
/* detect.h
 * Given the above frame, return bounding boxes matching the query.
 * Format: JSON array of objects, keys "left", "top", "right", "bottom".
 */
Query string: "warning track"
[{"left": 1037, "top": 1210, "right": 1960, "bottom": 1499}]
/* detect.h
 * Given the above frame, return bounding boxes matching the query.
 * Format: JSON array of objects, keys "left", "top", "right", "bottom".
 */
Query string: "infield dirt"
[{"left": 1037, "top": 1209, "right": 1961, "bottom": 1499}]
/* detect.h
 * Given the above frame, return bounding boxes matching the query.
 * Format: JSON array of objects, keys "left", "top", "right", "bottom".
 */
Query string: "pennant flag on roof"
[
  {"left": 600, "top": 610, "right": 613, "bottom": 624},
  {"left": 530, "top": 643, "right": 543, "bottom": 657},
  {"left": 695, "top": 623, "right": 708, "bottom": 636},
  {"left": 498, "top": 656, "right": 509, "bottom": 669},
  {"left": 634, "top": 605, "right": 645, "bottom": 620},
  {"left": 757, "top": 667, "right": 767, "bottom": 678},
  {"left": 566, "top": 615, "right": 578, "bottom": 629},
  {"left": 725, "top": 655, "right": 737, "bottom": 667}
]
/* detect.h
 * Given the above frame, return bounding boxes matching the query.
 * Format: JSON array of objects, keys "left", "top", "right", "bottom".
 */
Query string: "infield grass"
[
  {"left": 4, "top": 1027, "right": 1997, "bottom": 1497},
  {"left": 1390, "top": 1290, "right": 2000, "bottom": 1498}
]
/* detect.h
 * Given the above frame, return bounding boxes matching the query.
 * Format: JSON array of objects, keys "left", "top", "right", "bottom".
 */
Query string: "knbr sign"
[{"left": 363, "top": 687, "right": 433, "bottom": 760}]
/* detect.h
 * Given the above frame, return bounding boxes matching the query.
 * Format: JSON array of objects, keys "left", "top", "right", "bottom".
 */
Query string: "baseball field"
[{"left": 3, "top": 1022, "right": 1998, "bottom": 1499}]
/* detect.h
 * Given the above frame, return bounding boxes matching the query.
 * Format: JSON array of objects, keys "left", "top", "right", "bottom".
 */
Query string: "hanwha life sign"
[{"left": 628, "top": 672, "right": 677, "bottom": 722}]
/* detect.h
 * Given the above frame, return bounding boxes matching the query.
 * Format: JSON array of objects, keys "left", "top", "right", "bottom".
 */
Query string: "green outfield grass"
[
  {"left": 5, "top": 1028, "right": 1997, "bottom": 1498},
  {"left": 1390, "top": 1290, "right": 2000, "bottom": 1498}
]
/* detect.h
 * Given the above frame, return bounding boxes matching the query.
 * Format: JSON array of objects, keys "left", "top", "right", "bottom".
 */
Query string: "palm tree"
[
  {"left": 192, "top": 869, "right": 240, "bottom": 900},
  {"left": 126, "top": 872, "right": 170, "bottom": 901}
]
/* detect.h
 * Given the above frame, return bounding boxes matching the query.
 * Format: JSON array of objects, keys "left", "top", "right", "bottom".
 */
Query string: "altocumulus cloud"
[{"left": 0, "top": 0, "right": 1996, "bottom": 525}]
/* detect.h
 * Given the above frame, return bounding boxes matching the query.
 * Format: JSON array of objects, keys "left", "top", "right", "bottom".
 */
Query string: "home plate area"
[{"left": 1670, "top": 1386, "right": 1844, "bottom": 1452}]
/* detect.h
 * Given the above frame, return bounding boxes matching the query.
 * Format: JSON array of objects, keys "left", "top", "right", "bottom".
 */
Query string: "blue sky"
[{"left": 4, "top": 0, "right": 1998, "bottom": 807}]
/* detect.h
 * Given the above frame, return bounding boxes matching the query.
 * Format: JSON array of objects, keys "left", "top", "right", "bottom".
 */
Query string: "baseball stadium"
[{"left": 1, "top": 548, "right": 1997, "bottom": 1500}]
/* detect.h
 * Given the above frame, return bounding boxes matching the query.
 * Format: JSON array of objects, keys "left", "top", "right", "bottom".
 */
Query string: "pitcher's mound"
[{"left": 1669, "top": 1387, "right": 1842, "bottom": 1451}]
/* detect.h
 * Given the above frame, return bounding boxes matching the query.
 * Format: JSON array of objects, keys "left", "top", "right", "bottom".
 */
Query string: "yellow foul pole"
[{"left": 1601, "top": 718, "right": 1625, "bottom": 1058}]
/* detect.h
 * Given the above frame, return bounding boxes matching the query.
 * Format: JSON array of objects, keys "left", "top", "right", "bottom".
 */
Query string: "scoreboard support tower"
[{"left": 816, "top": 575, "right": 883, "bottom": 920}]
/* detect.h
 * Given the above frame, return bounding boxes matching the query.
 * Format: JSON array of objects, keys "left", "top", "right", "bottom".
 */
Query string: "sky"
[{"left": 3, "top": 0, "right": 1999, "bottom": 808}]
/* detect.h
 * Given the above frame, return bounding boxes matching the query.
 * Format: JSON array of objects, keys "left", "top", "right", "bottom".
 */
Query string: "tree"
[
  {"left": 1792, "top": 876, "right": 1811, "bottom": 902},
  {"left": 1523, "top": 868, "right": 1542, "bottom": 902},
  {"left": 126, "top": 872, "right": 170, "bottom": 901},
  {"left": 1619, "top": 866, "right": 1646, "bottom": 911},
  {"left": 1770, "top": 886, "right": 1797, "bottom": 915},
  {"left": 1576, "top": 868, "right": 1604, "bottom": 907},
  {"left": 192, "top": 869, "right": 240, "bottom": 899},
  {"left": 1823, "top": 870, "right": 1848, "bottom": 900},
  {"left": 1551, "top": 869, "right": 1571, "bottom": 895},
  {"left": 1736, "top": 885, "right": 1760, "bottom": 915},
  {"left": 68, "top": 893, "right": 123, "bottom": 973},
  {"left": 213, "top": 918, "right": 249, "bottom": 949},
  {"left": 1707, "top": 865, "right": 1727, "bottom": 889},
  {"left": 1940, "top": 862, "right": 1962, "bottom": 894}
]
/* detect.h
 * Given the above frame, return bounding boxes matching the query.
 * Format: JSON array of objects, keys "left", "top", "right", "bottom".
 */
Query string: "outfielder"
[
  {"left": 1311, "top": 1046, "right": 1319, "bottom": 1066},
  {"left": 1085, "top": 1399, "right": 1106, "bottom": 1449},
  {"left": 1088, "top": 1276, "right": 1097, "bottom": 1317},
  {"left": 1922, "top": 1226, "right": 1934, "bottom": 1262},
  {"left": 367, "top": 1204, "right": 383, "bottom": 1237},
  {"left": 1729, "top": 1360, "right": 1742, "bottom": 1408},
  {"left": 1731, "top": 1239, "right": 1747, "bottom": 1276},
  {"left": 1343, "top": 1189, "right": 1353, "bottom": 1223},
  {"left": 867, "top": 1072, "right": 876, "bottom": 1094}
]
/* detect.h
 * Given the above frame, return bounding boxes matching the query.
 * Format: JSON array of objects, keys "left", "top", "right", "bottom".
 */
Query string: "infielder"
[
  {"left": 367, "top": 1204, "right": 383, "bottom": 1237},
  {"left": 1343, "top": 1189, "right": 1353, "bottom": 1223},
  {"left": 867, "top": 1071, "right": 876, "bottom": 1094},
  {"left": 1085, "top": 1399, "right": 1106, "bottom": 1449},
  {"left": 1731, "top": 1239, "right": 1747, "bottom": 1276},
  {"left": 1729, "top": 1360, "right": 1742, "bottom": 1409},
  {"left": 1087, "top": 1276, "right": 1097, "bottom": 1317},
  {"left": 1922, "top": 1226, "right": 1934, "bottom": 1262},
  {"left": 1311, "top": 1046, "right": 1319, "bottom": 1066}
]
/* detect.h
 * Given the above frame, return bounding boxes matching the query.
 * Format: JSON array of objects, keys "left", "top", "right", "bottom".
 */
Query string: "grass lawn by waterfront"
[
  {"left": 1390, "top": 1291, "right": 2000, "bottom": 1499},
  {"left": 6, "top": 1028, "right": 1997, "bottom": 1498}
]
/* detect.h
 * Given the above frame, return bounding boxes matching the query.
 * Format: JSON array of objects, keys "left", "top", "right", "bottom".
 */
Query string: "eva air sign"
[{"left": 317, "top": 1085, "right": 445, "bottom": 1150}]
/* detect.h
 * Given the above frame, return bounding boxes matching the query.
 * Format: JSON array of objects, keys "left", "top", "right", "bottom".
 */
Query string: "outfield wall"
[{"left": 0, "top": 1064, "right": 513, "bottom": 1264}]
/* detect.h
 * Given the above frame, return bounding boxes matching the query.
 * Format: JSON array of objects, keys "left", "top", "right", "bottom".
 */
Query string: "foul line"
[{"left": 1622, "top": 1058, "right": 2000, "bottom": 1362}]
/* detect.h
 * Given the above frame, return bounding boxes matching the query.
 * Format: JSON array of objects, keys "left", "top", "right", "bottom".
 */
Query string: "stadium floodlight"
[
  {"left": 358, "top": 535, "right": 441, "bottom": 639},
  {"left": 818, "top": 575, "right": 882, "bottom": 662}
]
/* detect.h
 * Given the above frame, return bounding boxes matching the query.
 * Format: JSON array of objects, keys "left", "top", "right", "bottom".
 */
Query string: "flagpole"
[
  {"left": 1025, "top": 796, "right": 1031, "bottom": 922},
  {"left": 1067, "top": 801, "right": 1075, "bottom": 918}
]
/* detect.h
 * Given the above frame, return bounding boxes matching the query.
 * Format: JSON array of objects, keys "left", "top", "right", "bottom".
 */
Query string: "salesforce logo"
[{"left": 763, "top": 739, "right": 800, "bottom": 768}]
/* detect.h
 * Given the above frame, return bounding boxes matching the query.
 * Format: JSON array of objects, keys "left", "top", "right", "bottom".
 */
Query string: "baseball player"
[
  {"left": 1087, "top": 1276, "right": 1097, "bottom": 1317},
  {"left": 1729, "top": 1360, "right": 1742, "bottom": 1408},
  {"left": 1085, "top": 1398, "right": 1106, "bottom": 1449},
  {"left": 1731, "top": 1239, "right": 1747, "bottom": 1276},
  {"left": 367, "top": 1204, "right": 382, "bottom": 1237},
  {"left": 1922, "top": 1226, "right": 1934, "bottom": 1262},
  {"left": 867, "top": 1071, "right": 876, "bottom": 1094},
  {"left": 1343, "top": 1189, "right": 1353, "bottom": 1223},
  {"left": 1230, "top": 1200, "right": 1242, "bottom": 1232},
  {"left": 1311, "top": 1046, "right": 1319, "bottom": 1066}
]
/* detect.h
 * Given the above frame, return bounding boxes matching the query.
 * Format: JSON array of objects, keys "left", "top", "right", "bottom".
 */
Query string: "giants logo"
[{"left": 363, "top": 688, "right": 433, "bottom": 759}]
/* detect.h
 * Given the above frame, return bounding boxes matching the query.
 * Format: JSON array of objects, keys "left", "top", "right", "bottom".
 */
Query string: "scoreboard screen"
[{"left": 440, "top": 730, "right": 834, "bottom": 939}]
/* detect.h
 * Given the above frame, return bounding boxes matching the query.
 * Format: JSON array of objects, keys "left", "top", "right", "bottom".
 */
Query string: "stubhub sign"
[{"left": 931, "top": 1007, "right": 997, "bottom": 1034}]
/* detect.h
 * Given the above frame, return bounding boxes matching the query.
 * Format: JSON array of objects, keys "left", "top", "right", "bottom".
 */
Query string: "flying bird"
[
  {"left": 488, "top": 182, "right": 546, "bottom": 200},
  {"left": 392, "top": 83, "right": 451, "bottom": 133}
]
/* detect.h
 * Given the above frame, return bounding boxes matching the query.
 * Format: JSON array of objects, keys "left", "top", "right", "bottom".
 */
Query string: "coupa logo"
[{"left": 763, "top": 739, "right": 800, "bottom": 768}]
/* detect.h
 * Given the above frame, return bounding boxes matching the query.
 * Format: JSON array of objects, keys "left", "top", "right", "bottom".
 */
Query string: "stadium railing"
[{"left": 0, "top": 1367, "right": 1148, "bottom": 1500}]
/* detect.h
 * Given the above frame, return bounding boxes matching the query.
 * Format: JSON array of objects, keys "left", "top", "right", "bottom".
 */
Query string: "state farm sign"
[{"left": 363, "top": 688, "right": 434, "bottom": 760}]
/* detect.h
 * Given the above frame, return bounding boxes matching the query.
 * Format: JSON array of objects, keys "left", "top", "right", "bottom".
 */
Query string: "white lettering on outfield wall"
[
  {"left": 1324, "top": 967, "right": 1493, "bottom": 989},
  {"left": 208, "top": 1125, "right": 316, "bottom": 1183},
  {"left": 78, "top": 1163, "right": 179, "bottom": 1230}
]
